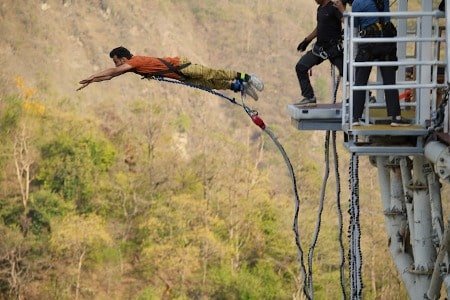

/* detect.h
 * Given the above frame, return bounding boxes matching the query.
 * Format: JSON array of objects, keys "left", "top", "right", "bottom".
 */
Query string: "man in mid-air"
[{"left": 78, "top": 46, "right": 264, "bottom": 100}]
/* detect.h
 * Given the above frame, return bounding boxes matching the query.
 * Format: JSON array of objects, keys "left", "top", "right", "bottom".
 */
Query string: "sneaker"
[
  {"left": 248, "top": 74, "right": 264, "bottom": 91},
  {"left": 351, "top": 118, "right": 367, "bottom": 126},
  {"left": 390, "top": 117, "right": 411, "bottom": 127},
  {"left": 243, "top": 82, "right": 259, "bottom": 101},
  {"left": 296, "top": 97, "right": 316, "bottom": 106}
]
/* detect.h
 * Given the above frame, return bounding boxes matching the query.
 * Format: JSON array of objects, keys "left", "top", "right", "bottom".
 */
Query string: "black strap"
[
  {"left": 143, "top": 58, "right": 191, "bottom": 80},
  {"left": 373, "top": 0, "right": 385, "bottom": 23},
  {"left": 374, "top": 0, "right": 384, "bottom": 11}
]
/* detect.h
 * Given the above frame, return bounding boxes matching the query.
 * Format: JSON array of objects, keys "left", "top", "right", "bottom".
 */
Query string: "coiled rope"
[{"left": 348, "top": 152, "right": 362, "bottom": 299}]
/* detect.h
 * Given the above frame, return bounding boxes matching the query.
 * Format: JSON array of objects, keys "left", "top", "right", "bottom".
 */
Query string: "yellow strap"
[{"left": 376, "top": 22, "right": 383, "bottom": 31}]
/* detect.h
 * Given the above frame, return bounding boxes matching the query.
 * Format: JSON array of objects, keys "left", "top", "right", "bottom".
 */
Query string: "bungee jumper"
[
  {"left": 295, "top": 0, "right": 346, "bottom": 106},
  {"left": 77, "top": 46, "right": 312, "bottom": 300},
  {"left": 77, "top": 46, "right": 264, "bottom": 101}
]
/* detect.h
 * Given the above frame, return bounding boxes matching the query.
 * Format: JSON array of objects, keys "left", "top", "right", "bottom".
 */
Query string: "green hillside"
[{"left": 1, "top": 1, "right": 440, "bottom": 299}]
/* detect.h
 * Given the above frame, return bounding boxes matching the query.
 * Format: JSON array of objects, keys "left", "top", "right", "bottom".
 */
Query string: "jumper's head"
[{"left": 109, "top": 46, "right": 133, "bottom": 67}]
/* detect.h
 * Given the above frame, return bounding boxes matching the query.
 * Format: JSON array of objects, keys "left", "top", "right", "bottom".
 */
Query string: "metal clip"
[{"left": 312, "top": 43, "right": 328, "bottom": 59}]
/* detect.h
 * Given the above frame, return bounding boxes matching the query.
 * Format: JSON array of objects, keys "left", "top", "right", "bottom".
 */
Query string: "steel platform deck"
[
  {"left": 288, "top": 102, "right": 429, "bottom": 155},
  {"left": 343, "top": 124, "right": 428, "bottom": 136},
  {"left": 287, "top": 103, "right": 342, "bottom": 131}
]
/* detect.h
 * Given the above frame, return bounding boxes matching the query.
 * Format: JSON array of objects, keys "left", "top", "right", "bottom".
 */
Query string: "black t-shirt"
[{"left": 316, "top": 1, "right": 343, "bottom": 45}]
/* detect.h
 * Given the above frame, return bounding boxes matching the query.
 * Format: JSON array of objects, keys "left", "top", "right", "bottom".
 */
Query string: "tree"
[
  {"left": 37, "top": 133, "right": 115, "bottom": 212},
  {"left": 12, "top": 123, "right": 37, "bottom": 234},
  {"left": 0, "top": 224, "right": 39, "bottom": 299},
  {"left": 49, "top": 213, "right": 112, "bottom": 300}
]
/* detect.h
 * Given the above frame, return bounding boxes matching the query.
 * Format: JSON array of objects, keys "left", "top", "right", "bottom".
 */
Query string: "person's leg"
[
  {"left": 353, "top": 67, "right": 372, "bottom": 121},
  {"left": 353, "top": 47, "right": 372, "bottom": 121},
  {"left": 379, "top": 66, "right": 400, "bottom": 118},
  {"left": 180, "top": 59, "right": 262, "bottom": 93},
  {"left": 181, "top": 63, "right": 237, "bottom": 89},
  {"left": 375, "top": 44, "right": 401, "bottom": 119},
  {"left": 331, "top": 55, "right": 344, "bottom": 77},
  {"left": 295, "top": 51, "right": 323, "bottom": 99}
]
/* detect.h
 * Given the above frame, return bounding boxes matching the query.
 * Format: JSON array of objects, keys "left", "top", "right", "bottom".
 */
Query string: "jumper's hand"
[
  {"left": 77, "top": 81, "right": 91, "bottom": 91},
  {"left": 297, "top": 38, "right": 311, "bottom": 52},
  {"left": 79, "top": 78, "right": 92, "bottom": 84}
]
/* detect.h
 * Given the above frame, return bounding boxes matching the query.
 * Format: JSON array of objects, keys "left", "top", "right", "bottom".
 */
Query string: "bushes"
[{"left": 37, "top": 132, "right": 115, "bottom": 212}]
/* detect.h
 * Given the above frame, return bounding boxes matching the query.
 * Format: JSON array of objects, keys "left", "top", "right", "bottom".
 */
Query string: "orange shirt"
[{"left": 126, "top": 56, "right": 182, "bottom": 79}]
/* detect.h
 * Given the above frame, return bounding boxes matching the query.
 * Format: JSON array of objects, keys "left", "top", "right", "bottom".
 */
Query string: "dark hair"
[{"left": 109, "top": 46, "right": 133, "bottom": 59}]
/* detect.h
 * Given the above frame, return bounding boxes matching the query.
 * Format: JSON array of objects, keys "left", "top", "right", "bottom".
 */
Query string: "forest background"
[{"left": 0, "top": 0, "right": 447, "bottom": 299}]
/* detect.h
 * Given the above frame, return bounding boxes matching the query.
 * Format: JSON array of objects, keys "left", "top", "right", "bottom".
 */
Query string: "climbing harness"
[
  {"left": 312, "top": 43, "right": 329, "bottom": 60},
  {"left": 312, "top": 42, "right": 344, "bottom": 60},
  {"left": 141, "top": 59, "right": 192, "bottom": 81},
  {"left": 144, "top": 75, "right": 310, "bottom": 298}
]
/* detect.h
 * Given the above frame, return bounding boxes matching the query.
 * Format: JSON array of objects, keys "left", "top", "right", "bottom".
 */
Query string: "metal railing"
[{"left": 342, "top": 10, "right": 447, "bottom": 130}]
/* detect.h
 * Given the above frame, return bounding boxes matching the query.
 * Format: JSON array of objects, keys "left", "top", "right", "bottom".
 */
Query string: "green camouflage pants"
[{"left": 179, "top": 57, "right": 239, "bottom": 90}]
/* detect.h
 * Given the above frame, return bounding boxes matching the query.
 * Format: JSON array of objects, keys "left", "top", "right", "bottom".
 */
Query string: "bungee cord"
[
  {"left": 145, "top": 75, "right": 352, "bottom": 299},
  {"left": 304, "top": 67, "right": 346, "bottom": 300},
  {"left": 332, "top": 73, "right": 346, "bottom": 300},
  {"left": 145, "top": 76, "right": 311, "bottom": 298}
]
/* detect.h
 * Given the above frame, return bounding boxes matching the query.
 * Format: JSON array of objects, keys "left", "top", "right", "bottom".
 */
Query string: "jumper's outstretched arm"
[{"left": 77, "top": 63, "right": 133, "bottom": 91}]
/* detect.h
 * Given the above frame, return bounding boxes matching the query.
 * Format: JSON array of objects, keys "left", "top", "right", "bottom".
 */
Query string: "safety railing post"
[{"left": 342, "top": 10, "right": 445, "bottom": 132}]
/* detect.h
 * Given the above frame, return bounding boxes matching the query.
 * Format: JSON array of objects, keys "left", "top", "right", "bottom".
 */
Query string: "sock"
[{"left": 236, "top": 72, "right": 251, "bottom": 82}]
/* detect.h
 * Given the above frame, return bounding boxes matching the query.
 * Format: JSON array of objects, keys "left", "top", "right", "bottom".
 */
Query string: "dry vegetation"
[{"left": 0, "top": 0, "right": 447, "bottom": 299}]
